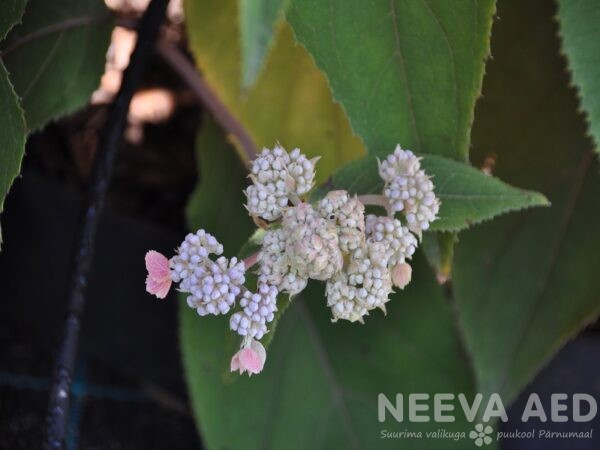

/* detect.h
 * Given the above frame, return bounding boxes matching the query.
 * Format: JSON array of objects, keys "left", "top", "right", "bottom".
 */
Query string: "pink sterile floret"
[
  {"left": 145, "top": 250, "right": 172, "bottom": 299},
  {"left": 230, "top": 339, "right": 266, "bottom": 376}
]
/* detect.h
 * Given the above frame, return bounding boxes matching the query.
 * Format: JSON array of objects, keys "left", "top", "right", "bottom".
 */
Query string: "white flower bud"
[
  {"left": 317, "top": 190, "right": 365, "bottom": 252},
  {"left": 365, "top": 215, "right": 417, "bottom": 267},
  {"left": 244, "top": 146, "right": 318, "bottom": 221},
  {"left": 325, "top": 246, "right": 393, "bottom": 322},
  {"left": 258, "top": 228, "right": 308, "bottom": 295},
  {"left": 347, "top": 247, "right": 393, "bottom": 312},
  {"left": 391, "top": 262, "right": 412, "bottom": 289},
  {"left": 326, "top": 271, "right": 369, "bottom": 323},
  {"left": 283, "top": 203, "right": 343, "bottom": 281},
  {"left": 170, "top": 230, "right": 245, "bottom": 316},
  {"left": 378, "top": 145, "right": 440, "bottom": 237},
  {"left": 229, "top": 281, "right": 278, "bottom": 340},
  {"left": 383, "top": 171, "right": 440, "bottom": 237},
  {"left": 378, "top": 144, "right": 421, "bottom": 183},
  {"left": 287, "top": 147, "right": 318, "bottom": 195}
]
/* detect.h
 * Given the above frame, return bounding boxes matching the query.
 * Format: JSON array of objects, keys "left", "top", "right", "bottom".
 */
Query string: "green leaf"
[
  {"left": 182, "top": 273, "right": 481, "bottom": 450},
  {"left": 326, "top": 154, "right": 548, "bottom": 232},
  {"left": 0, "top": 0, "right": 28, "bottom": 246},
  {"left": 0, "top": 61, "right": 27, "bottom": 247},
  {"left": 0, "top": 0, "right": 27, "bottom": 40},
  {"left": 183, "top": 0, "right": 365, "bottom": 182},
  {"left": 239, "top": 0, "right": 288, "bottom": 89},
  {"left": 0, "top": 0, "right": 112, "bottom": 131},
  {"left": 558, "top": 0, "right": 600, "bottom": 152},
  {"left": 287, "top": 0, "right": 496, "bottom": 160},
  {"left": 181, "top": 118, "right": 490, "bottom": 450},
  {"left": 421, "top": 232, "right": 456, "bottom": 283},
  {"left": 454, "top": 0, "right": 600, "bottom": 406}
]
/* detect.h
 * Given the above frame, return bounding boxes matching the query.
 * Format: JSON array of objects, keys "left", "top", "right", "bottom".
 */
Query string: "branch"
[
  {"left": 43, "top": 1, "right": 168, "bottom": 449},
  {"left": 156, "top": 39, "right": 259, "bottom": 161}
]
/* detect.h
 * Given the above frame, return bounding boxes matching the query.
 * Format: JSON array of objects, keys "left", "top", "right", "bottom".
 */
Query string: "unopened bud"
[{"left": 391, "top": 262, "right": 412, "bottom": 289}]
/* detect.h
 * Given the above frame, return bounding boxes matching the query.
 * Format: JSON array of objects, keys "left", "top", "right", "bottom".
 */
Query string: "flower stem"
[
  {"left": 357, "top": 194, "right": 392, "bottom": 216},
  {"left": 289, "top": 192, "right": 301, "bottom": 206},
  {"left": 243, "top": 252, "right": 260, "bottom": 270}
]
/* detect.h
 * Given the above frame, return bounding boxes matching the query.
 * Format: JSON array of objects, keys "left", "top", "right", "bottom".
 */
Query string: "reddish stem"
[{"left": 243, "top": 252, "right": 260, "bottom": 270}]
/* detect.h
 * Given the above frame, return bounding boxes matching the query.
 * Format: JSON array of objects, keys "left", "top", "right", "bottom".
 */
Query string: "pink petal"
[
  {"left": 249, "top": 339, "right": 267, "bottom": 366},
  {"left": 146, "top": 275, "right": 172, "bottom": 299},
  {"left": 145, "top": 250, "right": 171, "bottom": 283},
  {"left": 230, "top": 353, "right": 241, "bottom": 372},
  {"left": 238, "top": 348, "right": 263, "bottom": 374},
  {"left": 230, "top": 340, "right": 266, "bottom": 376}
]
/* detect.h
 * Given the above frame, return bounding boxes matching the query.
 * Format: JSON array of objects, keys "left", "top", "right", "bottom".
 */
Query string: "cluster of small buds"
[
  {"left": 230, "top": 282, "right": 278, "bottom": 340},
  {"left": 258, "top": 228, "right": 308, "bottom": 295},
  {"left": 145, "top": 144, "right": 439, "bottom": 376},
  {"left": 378, "top": 146, "right": 421, "bottom": 182},
  {"left": 282, "top": 203, "right": 343, "bottom": 281},
  {"left": 379, "top": 145, "right": 440, "bottom": 237},
  {"left": 365, "top": 215, "right": 417, "bottom": 267},
  {"left": 317, "top": 190, "right": 365, "bottom": 252},
  {"left": 326, "top": 271, "right": 369, "bottom": 323},
  {"left": 245, "top": 146, "right": 318, "bottom": 221},
  {"left": 169, "top": 230, "right": 245, "bottom": 316},
  {"left": 181, "top": 256, "right": 246, "bottom": 316},
  {"left": 326, "top": 247, "right": 393, "bottom": 322}
]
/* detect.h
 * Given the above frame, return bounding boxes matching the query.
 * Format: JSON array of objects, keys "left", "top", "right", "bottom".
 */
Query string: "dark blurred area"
[{"left": 0, "top": 1, "right": 203, "bottom": 448}]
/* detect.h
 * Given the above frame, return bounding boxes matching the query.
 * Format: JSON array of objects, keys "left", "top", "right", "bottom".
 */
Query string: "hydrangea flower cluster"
[
  {"left": 145, "top": 144, "right": 439, "bottom": 376},
  {"left": 379, "top": 145, "right": 440, "bottom": 237}
]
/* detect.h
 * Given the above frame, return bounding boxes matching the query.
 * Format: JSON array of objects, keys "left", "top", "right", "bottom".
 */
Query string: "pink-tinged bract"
[
  {"left": 145, "top": 250, "right": 172, "bottom": 298},
  {"left": 230, "top": 339, "right": 266, "bottom": 375}
]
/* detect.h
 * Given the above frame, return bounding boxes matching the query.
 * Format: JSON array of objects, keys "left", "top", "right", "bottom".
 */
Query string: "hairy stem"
[
  {"left": 357, "top": 194, "right": 392, "bottom": 216},
  {"left": 43, "top": 1, "right": 168, "bottom": 449},
  {"left": 243, "top": 251, "right": 260, "bottom": 270}
]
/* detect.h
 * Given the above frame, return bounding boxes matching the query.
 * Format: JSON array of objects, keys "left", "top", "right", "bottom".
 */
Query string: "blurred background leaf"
[
  {"left": 0, "top": 63, "right": 27, "bottom": 249},
  {"left": 239, "top": 0, "right": 288, "bottom": 89},
  {"left": 558, "top": 0, "right": 600, "bottom": 152},
  {"left": 0, "top": 0, "right": 27, "bottom": 247},
  {"left": 180, "top": 118, "right": 480, "bottom": 449},
  {"left": 183, "top": 0, "right": 365, "bottom": 181},
  {"left": 0, "top": 0, "right": 112, "bottom": 131},
  {"left": 0, "top": 0, "right": 27, "bottom": 40},
  {"left": 454, "top": 0, "right": 600, "bottom": 406},
  {"left": 287, "top": 0, "right": 495, "bottom": 161}
]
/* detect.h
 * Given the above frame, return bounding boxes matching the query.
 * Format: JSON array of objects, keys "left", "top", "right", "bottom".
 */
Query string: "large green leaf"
[
  {"left": 1, "top": 0, "right": 112, "bottom": 131},
  {"left": 0, "top": 0, "right": 27, "bottom": 40},
  {"left": 324, "top": 154, "right": 548, "bottom": 232},
  {"left": 180, "top": 120, "right": 489, "bottom": 450},
  {"left": 239, "top": 0, "right": 288, "bottom": 89},
  {"left": 287, "top": 0, "right": 497, "bottom": 276},
  {"left": 454, "top": 0, "right": 600, "bottom": 406},
  {"left": 558, "top": 0, "right": 600, "bottom": 152},
  {"left": 183, "top": 0, "right": 365, "bottom": 181},
  {"left": 287, "top": 0, "right": 496, "bottom": 161}
]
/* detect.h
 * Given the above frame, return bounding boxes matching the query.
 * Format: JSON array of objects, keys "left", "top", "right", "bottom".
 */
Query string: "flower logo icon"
[{"left": 470, "top": 423, "right": 493, "bottom": 447}]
